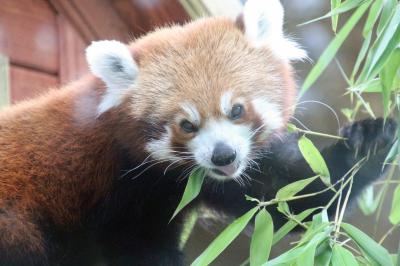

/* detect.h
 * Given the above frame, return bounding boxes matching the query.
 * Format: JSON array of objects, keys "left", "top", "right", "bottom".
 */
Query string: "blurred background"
[{"left": 0, "top": 0, "right": 397, "bottom": 265}]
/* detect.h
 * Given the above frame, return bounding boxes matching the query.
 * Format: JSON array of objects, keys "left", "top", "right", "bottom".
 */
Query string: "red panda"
[{"left": 0, "top": 0, "right": 395, "bottom": 265}]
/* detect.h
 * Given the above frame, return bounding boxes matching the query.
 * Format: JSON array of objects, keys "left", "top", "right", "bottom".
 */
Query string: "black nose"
[{"left": 211, "top": 142, "right": 236, "bottom": 166}]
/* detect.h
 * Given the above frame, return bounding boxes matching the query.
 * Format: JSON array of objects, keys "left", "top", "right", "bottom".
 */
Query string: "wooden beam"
[
  {"left": 57, "top": 15, "right": 88, "bottom": 85},
  {"left": 0, "top": 55, "right": 10, "bottom": 108},
  {"left": 112, "top": 0, "right": 190, "bottom": 36},
  {"left": 10, "top": 65, "right": 58, "bottom": 103},
  {"left": 49, "top": 0, "right": 131, "bottom": 43},
  {"left": 0, "top": 0, "right": 59, "bottom": 74}
]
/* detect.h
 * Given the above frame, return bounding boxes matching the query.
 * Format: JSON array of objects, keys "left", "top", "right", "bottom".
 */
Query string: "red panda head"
[{"left": 85, "top": 0, "right": 307, "bottom": 182}]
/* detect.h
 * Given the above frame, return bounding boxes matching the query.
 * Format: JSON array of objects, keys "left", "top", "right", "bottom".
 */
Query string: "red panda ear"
[
  {"left": 85, "top": 40, "right": 139, "bottom": 114},
  {"left": 240, "top": 0, "right": 308, "bottom": 62}
]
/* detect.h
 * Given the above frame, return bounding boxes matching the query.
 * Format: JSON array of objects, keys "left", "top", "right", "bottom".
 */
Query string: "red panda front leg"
[{"left": 0, "top": 208, "right": 48, "bottom": 266}]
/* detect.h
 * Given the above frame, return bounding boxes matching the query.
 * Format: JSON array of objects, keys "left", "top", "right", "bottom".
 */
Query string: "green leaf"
[
  {"left": 341, "top": 223, "right": 394, "bottom": 266},
  {"left": 296, "top": 238, "right": 324, "bottom": 266},
  {"left": 264, "top": 232, "right": 328, "bottom": 266},
  {"left": 170, "top": 168, "right": 205, "bottom": 222},
  {"left": 192, "top": 207, "right": 258, "bottom": 266},
  {"left": 272, "top": 208, "right": 318, "bottom": 246},
  {"left": 389, "top": 184, "right": 400, "bottom": 225},
  {"left": 363, "top": 0, "right": 384, "bottom": 37},
  {"left": 331, "top": 245, "right": 359, "bottom": 266},
  {"left": 391, "top": 254, "right": 398, "bottom": 266},
  {"left": 351, "top": 31, "right": 372, "bottom": 81},
  {"left": 377, "top": 0, "right": 397, "bottom": 35},
  {"left": 276, "top": 175, "right": 320, "bottom": 200},
  {"left": 277, "top": 201, "right": 290, "bottom": 215},
  {"left": 341, "top": 108, "right": 354, "bottom": 121},
  {"left": 299, "top": 0, "right": 365, "bottom": 26},
  {"left": 350, "top": 78, "right": 382, "bottom": 93},
  {"left": 299, "top": 210, "right": 331, "bottom": 246},
  {"left": 245, "top": 194, "right": 261, "bottom": 203},
  {"left": 381, "top": 48, "right": 400, "bottom": 117},
  {"left": 299, "top": 1, "right": 372, "bottom": 96},
  {"left": 298, "top": 136, "right": 331, "bottom": 186},
  {"left": 315, "top": 245, "right": 332, "bottom": 266},
  {"left": 384, "top": 140, "right": 399, "bottom": 167},
  {"left": 359, "top": 5, "right": 400, "bottom": 82},
  {"left": 331, "top": 0, "right": 342, "bottom": 32},
  {"left": 250, "top": 209, "right": 274, "bottom": 266},
  {"left": 357, "top": 185, "right": 384, "bottom": 216},
  {"left": 287, "top": 123, "right": 298, "bottom": 133}
]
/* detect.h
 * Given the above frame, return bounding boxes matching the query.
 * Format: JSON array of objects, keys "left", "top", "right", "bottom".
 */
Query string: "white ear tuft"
[
  {"left": 85, "top": 40, "right": 138, "bottom": 114},
  {"left": 243, "top": 0, "right": 307, "bottom": 61}
]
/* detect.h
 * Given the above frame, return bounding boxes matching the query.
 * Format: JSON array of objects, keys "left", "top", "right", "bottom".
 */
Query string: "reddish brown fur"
[
  {"left": 0, "top": 76, "right": 134, "bottom": 251},
  {"left": 129, "top": 18, "right": 296, "bottom": 125},
  {"left": 0, "top": 17, "right": 297, "bottom": 254}
]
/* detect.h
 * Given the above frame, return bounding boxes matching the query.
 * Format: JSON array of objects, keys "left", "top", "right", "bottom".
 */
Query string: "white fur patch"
[
  {"left": 252, "top": 98, "right": 284, "bottom": 139},
  {"left": 145, "top": 126, "right": 179, "bottom": 161},
  {"left": 220, "top": 91, "right": 233, "bottom": 116},
  {"left": 85, "top": 40, "right": 139, "bottom": 114},
  {"left": 243, "top": 0, "right": 307, "bottom": 61},
  {"left": 181, "top": 102, "right": 201, "bottom": 125},
  {"left": 188, "top": 119, "right": 251, "bottom": 180}
]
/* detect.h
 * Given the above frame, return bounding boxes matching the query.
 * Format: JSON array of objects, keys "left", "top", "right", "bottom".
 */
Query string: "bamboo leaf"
[
  {"left": 359, "top": 5, "right": 400, "bottom": 82},
  {"left": 299, "top": 0, "right": 365, "bottom": 26},
  {"left": 192, "top": 207, "right": 258, "bottom": 266},
  {"left": 272, "top": 208, "right": 318, "bottom": 245},
  {"left": 331, "top": 245, "right": 359, "bottom": 266},
  {"left": 357, "top": 185, "right": 384, "bottom": 216},
  {"left": 389, "top": 185, "right": 400, "bottom": 225},
  {"left": 277, "top": 201, "right": 290, "bottom": 215},
  {"left": 377, "top": 0, "right": 398, "bottom": 35},
  {"left": 300, "top": 1, "right": 371, "bottom": 97},
  {"left": 287, "top": 123, "right": 298, "bottom": 133},
  {"left": 276, "top": 175, "right": 320, "bottom": 200},
  {"left": 363, "top": 0, "right": 384, "bottom": 37},
  {"left": 331, "top": 0, "right": 342, "bottom": 32},
  {"left": 315, "top": 244, "right": 332, "bottom": 266},
  {"left": 341, "top": 223, "right": 394, "bottom": 266},
  {"left": 264, "top": 232, "right": 328, "bottom": 266},
  {"left": 351, "top": 31, "right": 372, "bottom": 81},
  {"left": 381, "top": 48, "right": 400, "bottom": 117},
  {"left": 298, "top": 136, "right": 331, "bottom": 186},
  {"left": 299, "top": 210, "right": 330, "bottom": 246},
  {"left": 250, "top": 209, "right": 274, "bottom": 266},
  {"left": 350, "top": 78, "right": 382, "bottom": 93},
  {"left": 384, "top": 140, "right": 399, "bottom": 167},
  {"left": 170, "top": 168, "right": 205, "bottom": 222}
]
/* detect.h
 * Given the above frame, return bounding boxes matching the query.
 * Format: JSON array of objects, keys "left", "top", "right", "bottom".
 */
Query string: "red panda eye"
[
  {"left": 230, "top": 104, "right": 245, "bottom": 120},
  {"left": 180, "top": 119, "right": 198, "bottom": 133}
]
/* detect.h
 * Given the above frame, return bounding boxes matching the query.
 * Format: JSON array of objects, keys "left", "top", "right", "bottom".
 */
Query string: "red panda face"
[{"left": 86, "top": 0, "right": 307, "bottom": 182}]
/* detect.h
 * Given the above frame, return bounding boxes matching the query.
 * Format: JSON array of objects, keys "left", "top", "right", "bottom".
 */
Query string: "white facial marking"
[
  {"left": 220, "top": 91, "right": 233, "bottom": 116},
  {"left": 181, "top": 102, "right": 201, "bottom": 125},
  {"left": 243, "top": 0, "right": 308, "bottom": 61},
  {"left": 85, "top": 40, "right": 139, "bottom": 114},
  {"left": 188, "top": 119, "right": 252, "bottom": 181},
  {"left": 252, "top": 98, "right": 283, "bottom": 140},
  {"left": 146, "top": 126, "right": 179, "bottom": 161}
]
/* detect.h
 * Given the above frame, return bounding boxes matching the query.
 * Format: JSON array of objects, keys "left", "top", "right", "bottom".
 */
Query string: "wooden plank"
[
  {"left": 10, "top": 65, "right": 58, "bottom": 103},
  {"left": 58, "top": 15, "right": 88, "bottom": 85},
  {"left": 0, "top": 0, "right": 56, "bottom": 21},
  {"left": 0, "top": 54, "right": 10, "bottom": 108},
  {"left": 48, "top": 0, "right": 96, "bottom": 42},
  {"left": 112, "top": 0, "right": 190, "bottom": 36},
  {"left": 0, "top": 0, "right": 58, "bottom": 74},
  {"left": 71, "top": 0, "right": 131, "bottom": 41},
  {"left": 49, "top": 0, "right": 130, "bottom": 42}
]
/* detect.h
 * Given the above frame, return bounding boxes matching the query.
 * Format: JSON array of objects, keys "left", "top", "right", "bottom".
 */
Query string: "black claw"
[{"left": 340, "top": 118, "right": 397, "bottom": 157}]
